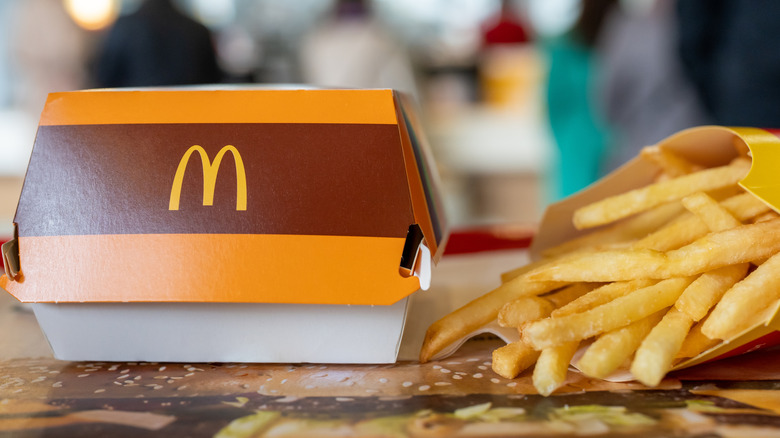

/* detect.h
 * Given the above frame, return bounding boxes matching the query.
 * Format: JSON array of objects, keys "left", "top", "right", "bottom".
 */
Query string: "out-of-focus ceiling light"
[{"left": 63, "top": 0, "right": 121, "bottom": 31}]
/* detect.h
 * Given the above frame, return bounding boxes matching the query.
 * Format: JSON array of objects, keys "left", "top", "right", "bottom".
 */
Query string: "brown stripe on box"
[{"left": 16, "top": 123, "right": 413, "bottom": 238}]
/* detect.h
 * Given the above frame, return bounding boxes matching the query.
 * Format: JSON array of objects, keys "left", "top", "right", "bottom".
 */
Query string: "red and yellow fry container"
[
  {"left": 531, "top": 126, "right": 780, "bottom": 375},
  {"left": 0, "top": 87, "right": 448, "bottom": 363}
]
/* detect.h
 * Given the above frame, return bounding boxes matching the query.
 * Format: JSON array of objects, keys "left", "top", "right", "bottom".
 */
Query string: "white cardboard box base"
[{"left": 32, "top": 298, "right": 410, "bottom": 364}]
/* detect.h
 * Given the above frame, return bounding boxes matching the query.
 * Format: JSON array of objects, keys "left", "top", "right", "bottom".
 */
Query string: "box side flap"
[{"left": 393, "top": 91, "right": 449, "bottom": 263}]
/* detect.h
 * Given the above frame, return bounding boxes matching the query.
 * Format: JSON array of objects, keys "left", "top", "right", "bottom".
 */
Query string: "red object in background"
[
  {"left": 0, "top": 240, "right": 5, "bottom": 272},
  {"left": 444, "top": 226, "right": 534, "bottom": 256},
  {"left": 481, "top": 0, "right": 530, "bottom": 46},
  {"left": 483, "top": 19, "right": 530, "bottom": 45}
]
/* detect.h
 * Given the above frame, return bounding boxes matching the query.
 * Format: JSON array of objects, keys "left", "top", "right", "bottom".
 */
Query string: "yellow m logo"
[{"left": 169, "top": 145, "right": 247, "bottom": 211}]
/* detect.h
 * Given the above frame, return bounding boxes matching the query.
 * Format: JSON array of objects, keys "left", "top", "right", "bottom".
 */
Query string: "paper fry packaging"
[
  {"left": 531, "top": 126, "right": 780, "bottom": 373},
  {"left": 0, "top": 87, "right": 448, "bottom": 363}
]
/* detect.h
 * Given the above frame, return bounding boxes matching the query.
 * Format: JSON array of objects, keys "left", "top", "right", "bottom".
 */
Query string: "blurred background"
[{"left": 2, "top": 0, "right": 769, "bottom": 241}]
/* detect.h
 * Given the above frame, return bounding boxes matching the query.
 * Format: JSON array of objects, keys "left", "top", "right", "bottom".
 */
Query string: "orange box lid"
[{"left": 1, "top": 87, "right": 448, "bottom": 305}]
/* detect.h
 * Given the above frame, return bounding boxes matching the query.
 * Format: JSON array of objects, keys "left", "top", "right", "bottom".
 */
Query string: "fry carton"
[
  {"left": 0, "top": 86, "right": 448, "bottom": 363},
  {"left": 532, "top": 126, "right": 780, "bottom": 375}
]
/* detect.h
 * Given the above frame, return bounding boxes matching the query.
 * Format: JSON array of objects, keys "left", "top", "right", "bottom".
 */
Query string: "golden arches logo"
[{"left": 169, "top": 145, "right": 247, "bottom": 211}]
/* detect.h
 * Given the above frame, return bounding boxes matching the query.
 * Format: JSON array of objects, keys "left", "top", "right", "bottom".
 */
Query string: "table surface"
[{"left": 5, "top": 249, "right": 780, "bottom": 437}]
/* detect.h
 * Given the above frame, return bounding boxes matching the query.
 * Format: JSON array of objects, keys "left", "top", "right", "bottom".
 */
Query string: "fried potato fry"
[
  {"left": 498, "top": 283, "right": 593, "bottom": 328},
  {"left": 525, "top": 218, "right": 780, "bottom": 283},
  {"left": 573, "top": 158, "right": 750, "bottom": 229},
  {"left": 632, "top": 211, "right": 706, "bottom": 252},
  {"left": 676, "top": 319, "right": 719, "bottom": 360},
  {"left": 633, "top": 193, "right": 770, "bottom": 252},
  {"left": 670, "top": 193, "right": 750, "bottom": 321},
  {"left": 721, "top": 192, "right": 774, "bottom": 221},
  {"left": 525, "top": 248, "right": 666, "bottom": 283},
  {"left": 523, "top": 277, "right": 694, "bottom": 350},
  {"left": 540, "top": 202, "right": 684, "bottom": 260},
  {"left": 544, "top": 282, "right": 598, "bottom": 309},
  {"left": 498, "top": 296, "right": 554, "bottom": 328},
  {"left": 640, "top": 145, "right": 703, "bottom": 178},
  {"left": 681, "top": 192, "right": 741, "bottom": 231},
  {"left": 667, "top": 218, "right": 780, "bottom": 276},
  {"left": 702, "top": 251, "right": 780, "bottom": 340},
  {"left": 492, "top": 340, "right": 540, "bottom": 379},
  {"left": 631, "top": 308, "right": 694, "bottom": 386},
  {"left": 674, "top": 264, "right": 749, "bottom": 322},
  {"left": 577, "top": 310, "right": 665, "bottom": 379},
  {"left": 552, "top": 279, "right": 655, "bottom": 317},
  {"left": 419, "top": 277, "right": 565, "bottom": 362},
  {"left": 753, "top": 211, "right": 780, "bottom": 223},
  {"left": 533, "top": 341, "right": 579, "bottom": 396}
]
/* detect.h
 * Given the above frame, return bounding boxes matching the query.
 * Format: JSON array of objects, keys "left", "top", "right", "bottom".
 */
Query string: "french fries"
[
  {"left": 497, "top": 296, "right": 554, "bottom": 328},
  {"left": 533, "top": 341, "right": 579, "bottom": 396},
  {"left": 497, "top": 283, "right": 594, "bottom": 328},
  {"left": 419, "top": 277, "right": 566, "bottom": 363},
  {"left": 631, "top": 308, "right": 694, "bottom": 386},
  {"left": 573, "top": 158, "right": 750, "bottom": 229},
  {"left": 522, "top": 277, "right": 694, "bottom": 350},
  {"left": 420, "top": 142, "right": 779, "bottom": 396},
  {"left": 676, "top": 319, "right": 719, "bottom": 360},
  {"left": 674, "top": 264, "right": 748, "bottom": 322},
  {"left": 524, "top": 219, "right": 780, "bottom": 283},
  {"left": 578, "top": 311, "right": 664, "bottom": 379},
  {"left": 640, "top": 145, "right": 703, "bottom": 178},
  {"left": 551, "top": 279, "right": 655, "bottom": 317},
  {"left": 702, "top": 251, "right": 780, "bottom": 340},
  {"left": 492, "top": 340, "right": 539, "bottom": 379}
]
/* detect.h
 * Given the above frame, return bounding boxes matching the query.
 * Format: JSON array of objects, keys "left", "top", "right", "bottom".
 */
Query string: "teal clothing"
[{"left": 544, "top": 36, "right": 610, "bottom": 200}]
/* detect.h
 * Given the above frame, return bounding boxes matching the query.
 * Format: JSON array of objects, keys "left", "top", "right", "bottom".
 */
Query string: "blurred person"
[
  {"left": 598, "top": 0, "right": 710, "bottom": 171},
  {"left": 677, "top": 0, "right": 780, "bottom": 127},
  {"left": 544, "top": 0, "right": 615, "bottom": 200},
  {"left": 94, "top": 0, "right": 221, "bottom": 87},
  {"left": 298, "top": 0, "right": 418, "bottom": 97}
]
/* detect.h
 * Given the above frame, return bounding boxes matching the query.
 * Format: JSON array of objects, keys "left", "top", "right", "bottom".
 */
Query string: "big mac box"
[{"left": 0, "top": 87, "right": 447, "bottom": 363}]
